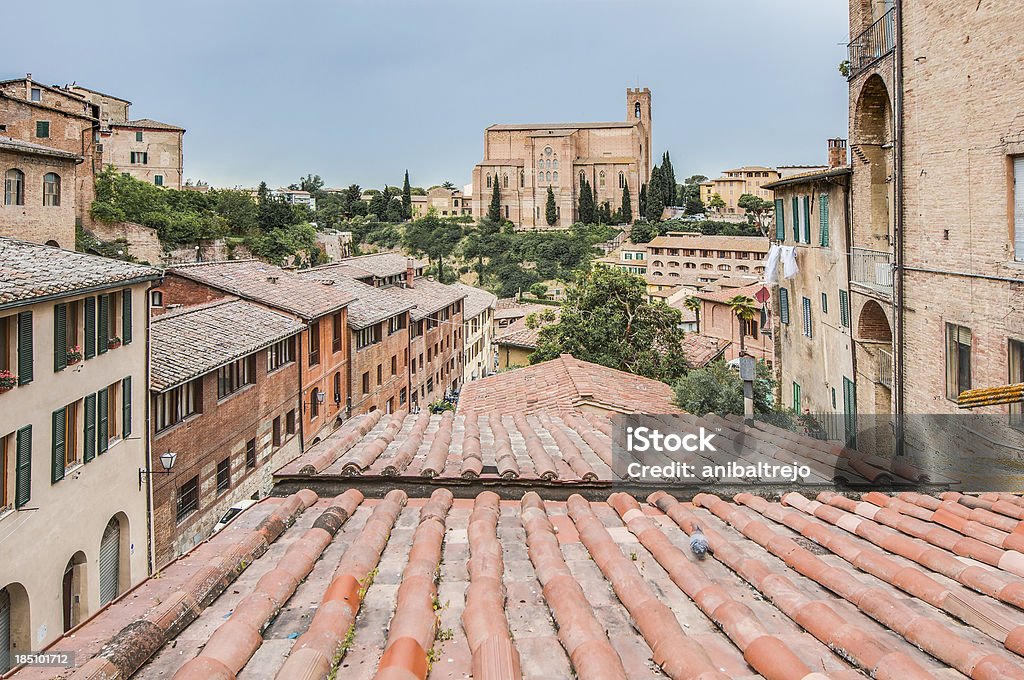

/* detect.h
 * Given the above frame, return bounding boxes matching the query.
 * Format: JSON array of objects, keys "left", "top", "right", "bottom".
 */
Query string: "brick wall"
[
  {"left": 349, "top": 314, "right": 411, "bottom": 415},
  {"left": 0, "top": 148, "right": 78, "bottom": 248}
]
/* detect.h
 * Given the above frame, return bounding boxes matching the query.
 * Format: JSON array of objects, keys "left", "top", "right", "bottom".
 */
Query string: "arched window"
[
  {"left": 43, "top": 172, "right": 60, "bottom": 206},
  {"left": 635, "top": 101, "right": 641, "bottom": 118},
  {"left": 718, "top": 264, "right": 731, "bottom": 271},
  {"left": 737, "top": 265, "right": 749, "bottom": 272},
  {"left": 520, "top": 171, "right": 525, "bottom": 188},
  {"left": 553, "top": 159, "right": 559, "bottom": 170},
  {"left": 618, "top": 171, "right": 625, "bottom": 188},
  {"left": 546, "top": 171, "right": 552, "bottom": 182},
  {"left": 503, "top": 174, "right": 508, "bottom": 188},
  {"left": 4, "top": 169, "right": 24, "bottom": 206},
  {"left": 538, "top": 159, "right": 544, "bottom": 169},
  {"left": 486, "top": 174, "right": 491, "bottom": 188},
  {"left": 552, "top": 171, "right": 558, "bottom": 183},
  {"left": 599, "top": 171, "right": 606, "bottom": 188},
  {"left": 579, "top": 171, "right": 585, "bottom": 187},
  {"left": 701, "top": 263, "right": 713, "bottom": 270},
  {"left": 684, "top": 262, "right": 696, "bottom": 269},
  {"left": 310, "top": 388, "right": 320, "bottom": 418}
]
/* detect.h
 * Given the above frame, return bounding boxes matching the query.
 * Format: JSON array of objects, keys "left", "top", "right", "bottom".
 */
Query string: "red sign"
[{"left": 754, "top": 286, "right": 770, "bottom": 304}]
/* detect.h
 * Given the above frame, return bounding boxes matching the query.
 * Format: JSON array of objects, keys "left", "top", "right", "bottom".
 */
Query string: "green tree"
[
  {"left": 385, "top": 197, "right": 406, "bottom": 223},
  {"left": 488, "top": 176, "right": 502, "bottom": 222},
  {"left": 441, "top": 180, "right": 457, "bottom": 190},
  {"left": 597, "top": 201, "right": 612, "bottom": 224},
  {"left": 673, "top": 360, "right": 776, "bottom": 416},
  {"left": 463, "top": 218, "right": 501, "bottom": 284},
  {"left": 531, "top": 267, "right": 688, "bottom": 381},
  {"left": 213, "top": 189, "right": 258, "bottom": 234},
  {"left": 529, "top": 282, "right": 548, "bottom": 299},
  {"left": 578, "top": 178, "right": 596, "bottom": 224},
  {"left": 639, "top": 183, "right": 647, "bottom": 218},
  {"left": 403, "top": 214, "right": 465, "bottom": 283},
  {"left": 737, "top": 193, "right": 774, "bottom": 236},
  {"left": 683, "top": 295, "right": 702, "bottom": 333},
  {"left": 368, "top": 189, "right": 389, "bottom": 219},
  {"left": 619, "top": 181, "right": 633, "bottom": 224},
  {"left": 402, "top": 170, "right": 412, "bottom": 219},
  {"left": 293, "top": 174, "right": 324, "bottom": 194},
  {"left": 661, "top": 152, "right": 677, "bottom": 205},
  {"left": 726, "top": 294, "right": 758, "bottom": 352},
  {"left": 629, "top": 220, "right": 659, "bottom": 244},
  {"left": 645, "top": 165, "right": 666, "bottom": 221},
  {"left": 546, "top": 186, "right": 558, "bottom": 226},
  {"left": 708, "top": 193, "right": 726, "bottom": 214}
]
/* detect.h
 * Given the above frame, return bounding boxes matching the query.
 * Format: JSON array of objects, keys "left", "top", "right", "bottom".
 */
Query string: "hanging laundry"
[
  {"left": 782, "top": 246, "right": 800, "bottom": 279},
  {"left": 763, "top": 244, "right": 782, "bottom": 282}
]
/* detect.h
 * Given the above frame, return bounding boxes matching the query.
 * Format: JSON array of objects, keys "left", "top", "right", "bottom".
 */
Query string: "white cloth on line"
[
  {"left": 763, "top": 244, "right": 782, "bottom": 283},
  {"left": 781, "top": 246, "right": 799, "bottom": 279}
]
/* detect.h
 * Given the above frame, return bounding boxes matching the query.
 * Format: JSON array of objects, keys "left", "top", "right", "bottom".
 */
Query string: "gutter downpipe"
[{"left": 894, "top": 0, "right": 906, "bottom": 457}]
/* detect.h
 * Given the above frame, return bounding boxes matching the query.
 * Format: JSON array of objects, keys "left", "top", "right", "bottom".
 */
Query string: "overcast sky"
[{"left": 4, "top": 0, "right": 849, "bottom": 191}]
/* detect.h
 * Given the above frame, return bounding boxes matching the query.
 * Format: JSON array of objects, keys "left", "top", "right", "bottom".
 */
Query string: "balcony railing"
[
  {"left": 877, "top": 348, "right": 894, "bottom": 389},
  {"left": 850, "top": 247, "right": 893, "bottom": 295},
  {"left": 847, "top": 8, "right": 896, "bottom": 80}
]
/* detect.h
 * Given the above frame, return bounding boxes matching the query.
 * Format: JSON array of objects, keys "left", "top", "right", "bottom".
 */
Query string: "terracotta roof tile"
[
  {"left": 680, "top": 333, "right": 730, "bottom": 368},
  {"left": 449, "top": 282, "right": 497, "bottom": 320},
  {"left": 325, "top": 252, "right": 426, "bottom": 278},
  {"left": 383, "top": 277, "right": 467, "bottom": 321},
  {"left": 694, "top": 282, "right": 768, "bottom": 306},
  {"left": 494, "top": 309, "right": 559, "bottom": 350},
  {"left": 150, "top": 298, "right": 304, "bottom": 391},
  {"left": 0, "top": 237, "right": 160, "bottom": 309},
  {"left": 296, "top": 268, "right": 415, "bottom": 329},
  {"left": 647, "top": 233, "right": 770, "bottom": 252},
  {"left": 113, "top": 118, "right": 184, "bottom": 131},
  {"left": 166, "top": 259, "right": 354, "bottom": 320},
  {"left": 0, "top": 136, "right": 83, "bottom": 162},
  {"left": 35, "top": 489, "right": 1024, "bottom": 680}
]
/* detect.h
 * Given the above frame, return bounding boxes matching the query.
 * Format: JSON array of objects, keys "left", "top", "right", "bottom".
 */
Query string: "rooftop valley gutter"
[{"left": 894, "top": 0, "right": 907, "bottom": 457}]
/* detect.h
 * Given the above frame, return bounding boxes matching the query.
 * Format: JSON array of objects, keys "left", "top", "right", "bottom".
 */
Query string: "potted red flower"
[
  {"left": 107, "top": 336, "right": 122, "bottom": 350},
  {"left": 0, "top": 370, "right": 17, "bottom": 393},
  {"left": 67, "top": 345, "right": 83, "bottom": 366}
]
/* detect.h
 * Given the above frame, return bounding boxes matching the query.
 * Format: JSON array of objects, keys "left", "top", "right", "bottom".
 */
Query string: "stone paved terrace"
[{"left": 13, "top": 489, "right": 1024, "bottom": 679}]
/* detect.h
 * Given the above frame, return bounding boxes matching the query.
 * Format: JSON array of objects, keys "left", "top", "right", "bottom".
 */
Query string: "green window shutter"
[
  {"left": 36, "top": 121, "right": 49, "bottom": 138},
  {"left": 802, "top": 196, "right": 811, "bottom": 244},
  {"left": 839, "top": 289, "right": 850, "bottom": 328},
  {"left": 843, "top": 376, "right": 857, "bottom": 444},
  {"left": 774, "top": 199, "right": 785, "bottom": 240},
  {"left": 122, "top": 376, "right": 132, "bottom": 437},
  {"left": 98, "top": 295, "right": 109, "bottom": 354},
  {"left": 791, "top": 197, "right": 799, "bottom": 241},
  {"left": 819, "top": 194, "right": 830, "bottom": 246},
  {"left": 821, "top": 292, "right": 828, "bottom": 314},
  {"left": 779, "top": 288, "right": 790, "bottom": 324},
  {"left": 84, "top": 297, "right": 96, "bottom": 359},
  {"left": 84, "top": 393, "right": 96, "bottom": 462},
  {"left": 15, "top": 426, "right": 32, "bottom": 508},
  {"left": 17, "top": 311, "right": 33, "bottom": 385},
  {"left": 793, "top": 382, "right": 801, "bottom": 409},
  {"left": 98, "top": 388, "right": 109, "bottom": 454},
  {"left": 122, "top": 290, "right": 133, "bottom": 345},
  {"left": 54, "top": 303, "right": 67, "bottom": 372},
  {"left": 52, "top": 407, "right": 66, "bottom": 483}
]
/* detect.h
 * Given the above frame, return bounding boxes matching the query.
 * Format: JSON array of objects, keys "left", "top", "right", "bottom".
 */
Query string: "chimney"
[
  {"left": 828, "top": 138, "right": 847, "bottom": 169},
  {"left": 405, "top": 258, "right": 415, "bottom": 289},
  {"left": 25, "top": 73, "right": 32, "bottom": 101}
]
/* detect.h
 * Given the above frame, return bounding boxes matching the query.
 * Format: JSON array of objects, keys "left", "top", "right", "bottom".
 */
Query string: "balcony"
[
  {"left": 847, "top": 8, "right": 896, "bottom": 80},
  {"left": 877, "top": 347, "right": 894, "bottom": 390},
  {"left": 850, "top": 247, "right": 893, "bottom": 296}
]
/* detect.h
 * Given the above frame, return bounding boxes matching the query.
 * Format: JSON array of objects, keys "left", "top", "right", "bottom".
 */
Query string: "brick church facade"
[{"left": 471, "top": 88, "right": 652, "bottom": 229}]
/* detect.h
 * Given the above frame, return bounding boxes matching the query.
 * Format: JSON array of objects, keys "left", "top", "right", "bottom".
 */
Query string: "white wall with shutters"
[
  {"left": 1014, "top": 157, "right": 1024, "bottom": 261},
  {"left": 99, "top": 518, "right": 120, "bottom": 605}
]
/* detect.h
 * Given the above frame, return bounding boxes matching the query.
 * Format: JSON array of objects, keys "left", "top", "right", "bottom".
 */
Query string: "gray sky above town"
[{"left": 4, "top": 0, "right": 849, "bottom": 191}]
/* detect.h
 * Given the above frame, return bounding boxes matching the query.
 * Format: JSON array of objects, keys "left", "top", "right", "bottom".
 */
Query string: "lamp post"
[{"left": 139, "top": 451, "right": 177, "bottom": 489}]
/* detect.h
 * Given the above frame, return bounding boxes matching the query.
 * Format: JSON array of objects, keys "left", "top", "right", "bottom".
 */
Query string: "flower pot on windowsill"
[
  {"left": 0, "top": 386, "right": 12, "bottom": 394},
  {"left": 0, "top": 371, "right": 16, "bottom": 392},
  {"left": 67, "top": 357, "right": 82, "bottom": 366},
  {"left": 107, "top": 339, "right": 122, "bottom": 350}
]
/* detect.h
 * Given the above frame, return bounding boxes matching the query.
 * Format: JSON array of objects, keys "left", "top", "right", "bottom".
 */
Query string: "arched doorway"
[
  {"left": 62, "top": 552, "right": 87, "bottom": 632},
  {"left": 857, "top": 300, "right": 893, "bottom": 343},
  {"left": 44, "top": 240, "right": 60, "bottom": 248},
  {"left": 99, "top": 516, "right": 124, "bottom": 605},
  {"left": 853, "top": 75, "right": 894, "bottom": 248},
  {"left": 0, "top": 583, "right": 29, "bottom": 673}
]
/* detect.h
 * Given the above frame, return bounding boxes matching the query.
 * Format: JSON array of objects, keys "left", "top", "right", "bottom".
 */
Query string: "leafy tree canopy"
[{"left": 672, "top": 360, "right": 776, "bottom": 416}]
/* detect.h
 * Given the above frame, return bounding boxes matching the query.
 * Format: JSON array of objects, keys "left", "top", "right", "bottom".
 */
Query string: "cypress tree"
[
  {"left": 546, "top": 186, "right": 558, "bottom": 226},
  {"left": 488, "top": 175, "right": 502, "bottom": 222},
  {"left": 639, "top": 183, "right": 647, "bottom": 219},
  {"left": 646, "top": 165, "right": 665, "bottom": 221},
  {"left": 662, "top": 152, "right": 676, "bottom": 205},
  {"left": 620, "top": 181, "right": 632, "bottom": 224},
  {"left": 578, "top": 178, "right": 596, "bottom": 224},
  {"left": 402, "top": 170, "right": 412, "bottom": 219}
]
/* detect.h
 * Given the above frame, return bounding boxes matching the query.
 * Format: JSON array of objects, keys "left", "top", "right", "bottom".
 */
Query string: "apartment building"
[
  {"left": 690, "top": 283, "right": 774, "bottom": 364},
  {"left": 298, "top": 265, "right": 415, "bottom": 416},
  {"left": 148, "top": 300, "right": 304, "bottom": 565},
  {"left": 452, "top": 283, "right": 498, "bottom": 383},
  {"left": 699, "top": 166, "right": 781, "bottom": 215},
  {"left": 0, "top": 238, "right": 159, "bottom": 661},
  {"left": 0, "top": 137, "right": 83, "bottom": 249},
  {"left": 595, "top": 241, "right": 648, "bottom": 276},
  {"left": 764, "top": 140, "right": 855, "bottom": 431},
  {"left": 410, "top": 186, "right": 472, "bottom": 218},
  {"left": 153, "top": 260, "right": 355, "bottom": 445},
  {"left": 645, "top": 232, "right": 769, "bottom": 289}
]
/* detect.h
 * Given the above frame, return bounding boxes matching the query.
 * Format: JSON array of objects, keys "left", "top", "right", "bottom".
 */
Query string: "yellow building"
[{"left": 700, "top": 166, "right": 782, "bottom": 216}]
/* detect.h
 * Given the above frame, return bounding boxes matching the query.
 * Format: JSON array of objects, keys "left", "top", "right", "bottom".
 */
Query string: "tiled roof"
[
  {"left": 680, "top": 333, "right": 730, "bottom": 368},
  {"left": 296, "top": 269, "right": 414, "bottom": 329},
  {"left": 763, "top": 165, "right": 852, "bottom": 189},
  {"left": 495, "top": 308, "right": 559, "bottom": 350},
  {"left": 0, "top": 136, "right": 83, "bottom": 162},
  {"left": 150, "top": 299, "right": 304, "bottom": 391},
  {"left": 647, "top": 233, "right": 771, "bottom": 252},
  {"left": 450, "top": 282, "right": 497, "bottom": 320},
  {"left": 383, "top": 277, "right": 467, "bottom": 321},
  {"left": 494, "top": 301, "right": 551, "bottom": 320},
  {"left": 0, "top": 237, "right": 160, "bottom": 309},
  {"left": 694, "top": 282, "right": 768, "bottom": 307},
  {"left": 166, "top": 260, "right": 354, "bottom": 320},
  {"left": 33, "top": 488, "right": 1024, "bottom": 680},
  {"left": 459, "top": 354, "right": 679, "bottom": 416},
  {"left": 326, "top": 252, "right": 426, "bottom": 279},
  {"left": 113, "top": 118, "right": 185, "bottom": 131}
]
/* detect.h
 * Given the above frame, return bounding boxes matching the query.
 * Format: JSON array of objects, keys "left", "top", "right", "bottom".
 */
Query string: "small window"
[
  {"left": 377, "top": 363, "right": 383, "bottom": 386},
  {"left": 362, "top": 372, "right": 370, "bottom": 394},
  {"left": 42, "top": 173, "right": 60, "bottom": 206},
  {"left": 945, "top": 324, "right": 972, "bottom": 400},
  {"left": 1014, "top": 157, "right": 1024, "bottom": 261},
  {"left": 35, "top": 121, "right": 49, "bottom": 138},
  {"left": 286, "top": 409, "right": 296, "bottom": 435},
  {"left": 331, "top": 312, "right": 343, "bottom": 353},
  {"left": 216, "top": 458, "right": 231, "bottom": 493},
  {"left": 821, "top": 292, "right": 828, "bottom": 314},
  {"left": 135, "top": 131, "right": 144, "bottom": 142},
  {"left": 177, "top": 476, "right": 199, "bottom": 522},
  {"left": 839, "top": 289, "right": 850, "bottom": 328},
  {"left": 310, "top": 388, "right": 320, "bottom": 419},
  {"left": 618, "top": 171, "right": 624, "bottom": 189},
  {"left": 1010, "top": 339, "right": 1024, "bottom": 429},
  {"left": 802, "top": 297, "right": 812, "bottom": 338},
  {"left": 792, "top": 381, "right": 801, "bottom": 410},
  {"left": 154, "top": 175, "right": 163, "bottom": 187},
  {"left": 4, "top": 169, "right": 24, "bottom": 206},
  {"left": 30, "top": 88, "right": 41, "bottom": 102},
  {"left": 391, "top": 355, "right": 397, "bottom": 376},
  {"left": 599, "top": 171, "right": 606, "bottom": 187},
  {"left": 308, "top": 321, "right": 321, "bottom": 366},
  {"left": 273, "top": 416, "right": 282, "bottom": 447},
  {"left": 245, "top": 438, "right": 256, "bottom": 469},
  {"left": 779, "top": 288, "right": 790, "bottom": 324},
  {"left": 151, "top": 290, "right": 163, "bottom": 307},
  {"left": 217, "top": 356, "right": 256, "bottom": 399}
]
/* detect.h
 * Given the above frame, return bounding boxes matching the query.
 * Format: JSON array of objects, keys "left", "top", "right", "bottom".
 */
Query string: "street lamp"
[{"left": 139, "top": 451, "right": 178, "bottom": 489}]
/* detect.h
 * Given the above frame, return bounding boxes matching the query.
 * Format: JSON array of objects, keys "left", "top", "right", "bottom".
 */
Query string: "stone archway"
[
  {"left": 852, "top": 74, "right": 895, "bottom": 248},
  {"left": 857, "top": 299, "right": 892, "bottom": 342}
]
